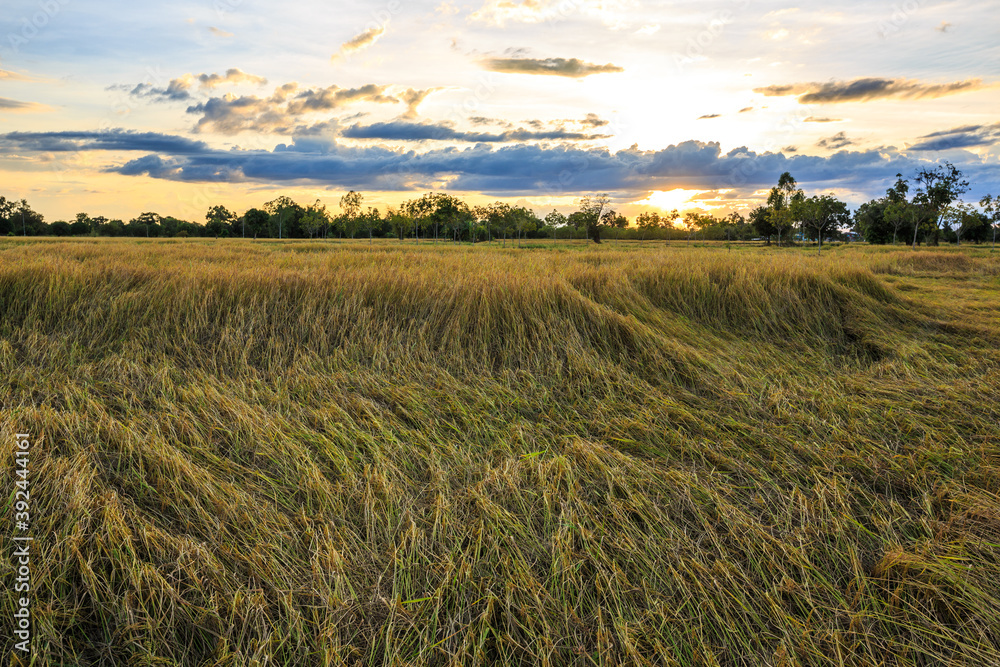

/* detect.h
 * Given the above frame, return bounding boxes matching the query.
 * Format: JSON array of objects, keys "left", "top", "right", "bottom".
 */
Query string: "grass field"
[{"left": 2, "top": 238, "right": 999, "bottom": 666}]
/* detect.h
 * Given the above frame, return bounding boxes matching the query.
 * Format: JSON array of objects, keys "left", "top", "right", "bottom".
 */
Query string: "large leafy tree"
[
  {"left": 128, "top": 212, "right": 161, "bottom": 237},
  {"left": 300, "top": 200, "right": 331, "bottom": 239},
  {"left": 576, "top": 193, "right": 611, "bottom": 244},
  {"left": 243, "top": 208, "right": 270, "bottom": 239},
  {"left": 2, "top": 199, "right": 45, "bottom": 235},
  {"left": 205, "top": 205, "right": 237, "bottom": 238},
  {"left": 386, "top": 208, "right": 411, "bottom": 240},
  {"left": 913, "top": 162, "right": 969, "bottom": 246},
  {"left": 264, "top": 196, "right": 303, "bottom": 239},
  {"left": 749, "top": 205, "right": 776, "bottom": 243},
  {"left": 793, "top": 194, "right": 849, "bottom": 254}
]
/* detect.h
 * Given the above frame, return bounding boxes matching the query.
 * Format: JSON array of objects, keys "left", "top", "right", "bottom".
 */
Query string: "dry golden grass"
[{"left": 1, "top": 238, "right": 999, "bottom": 666}]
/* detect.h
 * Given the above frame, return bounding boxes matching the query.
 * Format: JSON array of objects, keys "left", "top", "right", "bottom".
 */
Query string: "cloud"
[
  {"left": 909, "top": 123, "right": 1000, "bottom": 151},
  {"left": 816, "top": 132, "right": 854, "bottom": 150},
  {"left": 332, "top": 26, "right": 386, "bottom": 61},
  {"left": 399, "top": 87, "right": 443, "bottom": 119},
  {"left": 339, "top": 120, "right": 610, "bottom": 142},
  {"left": 0, "top": 130, "right": 209, "bottom": 154},
  {"left": 0, "top": 69, "right": 32, "bottom": 82},
  {"left": 482, "top": 57, "right": 623, "bottom": 78},
  {"left": 698, "top": 114, "right": 721, "bottom": 119},
  {"left": 125, "top": 69, "right": 267, "bottom": 102},
  {"left": 128, "top": 75, "right": 195, "bottom": 101},
  {"left": 57, "top": 129, "right": 955, "bottom": 198},
  {"left": 186, "top": 83, "right": 401, "bottom": 134},
  {"left": 0, "top": 98, "right": 49, "bottom": 113},
  {"left": 804, "top": 116, "right": 843, "bottom": 123},
  {"left": 754, "top": 77, "right": 987, "bottom": 104},
  {"left": 9, "top": 128, "right": 998, "bottom": 202},
  {"left": 209, "top": 26, "right": 234, "bottom": 37},
  {"left": 580, "top": 113, "right": 609, "bottom": 128},
  {"left": 738, "top": 107, "right": 754, "bottom": 113},
  {"left": 197, "top": 69, "right": 268, "bottom": 89}
]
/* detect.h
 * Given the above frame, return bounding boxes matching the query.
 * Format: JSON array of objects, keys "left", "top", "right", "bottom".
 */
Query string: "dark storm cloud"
[
  {"left": 0, "top": 130, "right": 210, "bottom": 154},
  {"left": 339, "top": 120, "right": 609, "bottom": 142},
  {"left": 755, "top": 77, "right": 986, "bottom": 104},
  {"left": 96, "top": 135, "right": 929, "bottom": 196},
  {"left": 909, "top": 122, "right": 1000, "bottom": 151},
  {"left": 481, "top": 57, "right": 623, "bottom": 78},
  {"left": 7, "top": 127, "right": 998, "bottom": 201}
]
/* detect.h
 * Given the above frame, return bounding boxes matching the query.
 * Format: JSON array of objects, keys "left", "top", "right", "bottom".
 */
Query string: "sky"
[{"left": 0, "top": 0, "right": 998, "bottom": 223}]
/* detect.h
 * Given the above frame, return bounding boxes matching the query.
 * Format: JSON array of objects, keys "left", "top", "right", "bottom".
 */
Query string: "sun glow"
[{"left": 637, "top": 189, "right": 711, "bottom": 212}]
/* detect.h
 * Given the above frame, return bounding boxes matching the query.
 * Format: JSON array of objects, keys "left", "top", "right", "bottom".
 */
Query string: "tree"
[
  {"left": 205, "top": 205, "right": 236, "bottom": 238},
  {"left": 883, "top": 201, "right": 919, "bottom": 246},
  {"left": 339, "top": 191, "right": 363, "bottom": 240},
  {"left": 361, "top": 206, "right": 381, "bottom": 243},
  {"left": 545, "top": 210, "right": 567, "bottom": 241},
  {"left": 300, "top": 200, "right": 330, "bottom": 239},
  {"left": 264, "top": 196, "right": 303, "bottom": 239},
  {"left": 506, "top": 205, "right": 539, "bottom": 247},
  {"left": 940, "top": 202, "right": 977, "bottom": 246},
  {"left": 636, "top": 211, "right": 659, "bottom": 241},
  {"left": 576, "top": 193, "right": 611, "bottom": 243},
  {"left": 243, "top": 208, "right": 270, "bottom": 239},
  {"left": 50, "top": 220, "right": 72, "bottom": 236},
  {"left": 128, "top": 212, "right": 161, "bottom": 237},
  {"left": 749, "top": 205, "right": 776, "bottom": 243},
  {"left": 913, "top": 162, "right": 969, "bottom": 246},
  {"left": 419, "top": 193, "right": 470, "bottom": 245},
  {"left": 402, "top": 195, "right": 435, "bottom": 242},
  {"left": 386, "top": 208, "right": 411, "bottom": 240},
  {"left": 682, "top": 212, "right": 708, "bottom": 245},
  {"left": 0, "top": 197, "right": 14, "bottom": 235},
  {"left": 980, "top": 194, "right": 999, "bottom": 251},
  {"left": 720, "top": 211, "right": 746, "bottom": 244},
  {"left": 794, "top": 194, "right": 849, "bottom": 254},
  {"left": 765, "top": 172, "right": 803, "bottom": 247},
  {"left": 660, "top": 209, "right": 680, "bottom": 243},
  {"left": 476, "top": 202, "right": 513, "bottom": 245}
]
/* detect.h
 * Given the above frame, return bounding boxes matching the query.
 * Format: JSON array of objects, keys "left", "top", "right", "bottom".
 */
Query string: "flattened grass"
[{"left": 1, "top": 239, "right": 999, "bottom": 665}]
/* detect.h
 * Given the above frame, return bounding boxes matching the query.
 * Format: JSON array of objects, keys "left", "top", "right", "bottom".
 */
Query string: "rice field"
[{"left": 1, "top": 238, "right": 999, "bottom": 666}]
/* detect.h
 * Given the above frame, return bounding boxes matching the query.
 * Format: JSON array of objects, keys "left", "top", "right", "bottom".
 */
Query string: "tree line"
[{"left": 2, "top": 163, "right": 996, "bottom": 248}]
